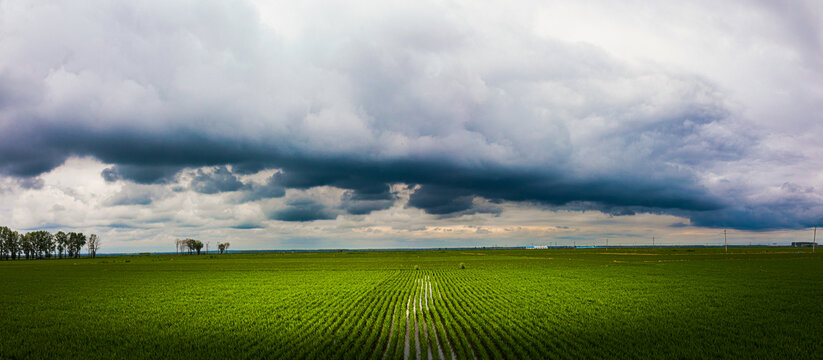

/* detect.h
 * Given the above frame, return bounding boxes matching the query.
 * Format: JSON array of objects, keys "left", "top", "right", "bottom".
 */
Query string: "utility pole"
[
  {"left": 724, "top": 229, "right": 728, "bottom": 253},
  {"left": 606, "top": 238, "right": 608, "bottom": 250},
  {"left": 814, "top": 226, "right": 817, "bottom": 254},
  {"left": 652, "top": 236, "right": 655, "bottom": 250}
]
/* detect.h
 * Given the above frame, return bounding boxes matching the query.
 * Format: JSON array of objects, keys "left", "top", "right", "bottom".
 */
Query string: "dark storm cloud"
[
  {"left": 102, "top": 164, "right": 183, "bottom": 184},
  {"left": 687, "top": 183, "right": 823, "bottom": 230},
  {"left": 269, "top": 198, "right": 336, "bottom": 222},
  {"left": 0, "top": 0, "right": 820, "bottom": 230},
  {"left": 0, "top": 112, "right": 747, "bottom": 221},
  {"left": 231, "top": 223, "right": 264, "bottom": 230},
  {"left": 268, "top": 156, "right": 722, "bottom": 217},
  {"left": 408, "top": 186, "right": 474, "bottom": 215},
  {"left": 688, "top": 206, "right": 820, "bottom": 231},
  {"left": 339, "top": 198, "right": 394, "bottom": 215},
  {"left": 190, "top": 166, "right": 243, "bottom": 194},
  {"left": 240, "top": 172, "right": 287, "bottom": 201},
  {"left": 340, "top": 185, "right": 396, "bottom": 215}
]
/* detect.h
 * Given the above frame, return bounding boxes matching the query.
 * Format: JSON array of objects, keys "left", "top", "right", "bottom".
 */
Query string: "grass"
[{"left": 1, "top": 247, "right": 821, "bottom": 359}]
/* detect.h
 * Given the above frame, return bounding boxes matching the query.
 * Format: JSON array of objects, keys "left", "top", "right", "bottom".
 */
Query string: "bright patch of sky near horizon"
[{"left": 0, "top": 0, "right": 821, "bottom": 252}]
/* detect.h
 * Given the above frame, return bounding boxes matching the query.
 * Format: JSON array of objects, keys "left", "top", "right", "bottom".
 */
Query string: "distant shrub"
[{"left": 459, "top": 262, "right": 466, "bottom": 269}]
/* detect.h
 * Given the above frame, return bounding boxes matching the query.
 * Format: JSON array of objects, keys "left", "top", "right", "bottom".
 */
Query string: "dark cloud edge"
[{"left": 2, "top": 125, "right": 815, "bottom": 230}]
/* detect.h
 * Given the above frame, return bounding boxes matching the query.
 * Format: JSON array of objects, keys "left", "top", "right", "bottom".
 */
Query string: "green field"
[{"left": 1, "top": 247, "right": 821, "bottom": 359}]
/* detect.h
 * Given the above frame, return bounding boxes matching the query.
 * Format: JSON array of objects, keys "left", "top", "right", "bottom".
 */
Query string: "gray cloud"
[
  {"left": 190, "top": 166, "right": 243, "bottom": 194},
  {"left": 102, "top": 164, "right": 183, "bottom": 184},
  {"left": 231, "top": 223, "right": 264, "bottom": 230},
  {"left": 269, "top": 198, "right": 336, "bottom": 222},
  {"left": 408, "top": 186, "right": 475, "bottom": 215},
  {"left": 17, "top": 177, "right": 44, "bottom": 190},
  {"left": 340, "top": 186, "right": 396, "bottom": 215},
  {"left": 687, "top": 182, "right": 823, "bottom": 230},
  {"left": 239, "top": 172, "right": 286, "bottom": 201},
  {"left": 104, "top": 184, "right": 169, "bottom": 206},
  {"left": 0, "top": 0, "right": 820, "bottom": 230}
]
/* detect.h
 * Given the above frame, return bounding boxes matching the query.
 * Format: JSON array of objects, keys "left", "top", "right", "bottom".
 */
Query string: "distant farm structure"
[{"left": 791, "top": 242, "right": 817, "bottom": 247}]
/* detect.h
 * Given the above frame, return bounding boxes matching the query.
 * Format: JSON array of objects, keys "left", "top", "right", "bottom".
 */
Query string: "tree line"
[
  {"left": 0, "top": 226, "right": 100, "bottom": 260},
  {"left": 174, "top": 238, "right": 230, "bottom": 255}
]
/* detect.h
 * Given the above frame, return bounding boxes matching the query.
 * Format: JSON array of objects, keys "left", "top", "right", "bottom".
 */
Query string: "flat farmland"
[{"left": 1, "top": 248, "right": 821, "bottom": 359}]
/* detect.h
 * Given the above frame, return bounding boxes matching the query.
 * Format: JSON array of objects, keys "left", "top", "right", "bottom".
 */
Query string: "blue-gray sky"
[{"left": 1, "top": 0, "right": 821, "bottom": 252}]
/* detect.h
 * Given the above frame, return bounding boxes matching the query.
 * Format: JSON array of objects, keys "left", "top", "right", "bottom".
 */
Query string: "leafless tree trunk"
[{"left": 87, "top": 234, "right": 100, "bottom": 258}]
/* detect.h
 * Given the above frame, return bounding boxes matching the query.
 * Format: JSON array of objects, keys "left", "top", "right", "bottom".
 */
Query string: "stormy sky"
[{"left": 1, "top": 0, "right": 821, "bottom": 252}]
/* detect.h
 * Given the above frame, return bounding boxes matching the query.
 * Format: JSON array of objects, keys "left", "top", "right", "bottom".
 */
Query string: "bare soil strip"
[
  {"left": 426, "top": 279, "right": 449, "bottom": 360},
  {"left": 419, "top": 279, "right": 433, "bottom": 360},
  {"left": 383, "top": 300, "right": 398, "bottom": 360},
  {"left": 404, "top": 296, "right": 411, "bottom": 360},
  {"left": 414, "top": 284, "right": 421, "bottom": 360},
  {"left": 436, "top": 273, "right": 477, "bottom": 360},
  {"left": 400, "top": 273, "right": 466, "bottom": 360},
  {"left": 424, "top": 277, "right": 430, "bottom": 312}
]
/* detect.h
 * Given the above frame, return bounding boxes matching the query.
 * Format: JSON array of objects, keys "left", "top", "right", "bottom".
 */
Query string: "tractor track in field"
[
  {"left": 425, "top": 276, "right": 452, "bottom": 360},
  {"left": 404, "top": 295, "right": 411, "bottom": 360},
  {"left": 383, "top": 300, "right": 398, "bottom": 360},
  {"left": 434, "top": 271, "right": 477, "bottom": 360},
  {"left": 414, "top": 285, "right": 421, "bottom": 360},
  {"left": 418, "top": 278, "right": 433, "bottom": 360},
  {"left": 391, "top": 271, "right": 471, "bottom": 360}
]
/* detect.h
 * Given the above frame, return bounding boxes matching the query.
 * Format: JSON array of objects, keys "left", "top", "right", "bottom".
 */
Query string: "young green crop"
[{"left": 0, "top": 247, "right": 821, "bottom": 359}]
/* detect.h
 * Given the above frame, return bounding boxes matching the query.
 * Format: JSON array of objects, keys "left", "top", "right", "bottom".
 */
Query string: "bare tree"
[
  {"left": 181, "top": 239, "right": 191, "bottom": 254},
  {"left": 180, "top": 238, "right": 203, "bottom": 255},
  {"left": 224, "top": 242, "right": 230, "bottom": 254},
  {"left": 87, "top": 234, "right": 100, "bottom": 258},
  {"left": 182, "top": 238, "right": 192, "bottom": 255},
  {"left": 217, "top": 242, "right": 225, "bottom": 254},
  {"left": 175, "top": 238, "right": 181, "bottom": 255}
]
